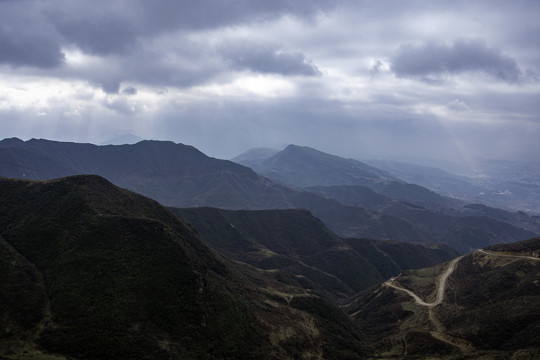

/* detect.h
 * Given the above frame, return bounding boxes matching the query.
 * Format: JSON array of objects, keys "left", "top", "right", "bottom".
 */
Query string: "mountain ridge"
[
  {"left": 0, "top": 175, "right": 366, "bottom": 359},
  {"left": 172, "top": 206, "right": 459, "bottom": 301},
  {"left": 1, "top": 137, "right": 537, "bottom": 252},
  {"left": 0, "top": 138, "right": 295, "bottom": 210},
  {"left": 253, "top": 144, "right": 397, "bottom": 187},
  {"left": 240, "top": 144, "right": 465, "bottom": 210}
]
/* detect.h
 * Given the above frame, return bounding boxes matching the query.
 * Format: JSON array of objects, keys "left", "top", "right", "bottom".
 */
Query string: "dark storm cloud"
[
  {"left": 391, "top": 40, "right": 522, "bottom": 83},
  {"left": 221, "top": 44, "right": 321, "bottom": 76},
  {"left": 75, "top": 48, "right": 224, "bottom": 94},
  {"left": 122, "top": 86, "right": 137, "bottom": 95},
  {"left": 14, "top": 0, "right": 335, "bottom": 90},
  {"left": 52, "top": 15, "right": 137, "bottom": 55},
  {"left": 135, "top": 0, "right": 341, "bottom": 33},
  {"left": 0, "top": 0, "right": 341, "bottom": 69},
  {"left": 100, "top": 80, "right": 121, "bottom": 94},
  {"left": 0, "top": 26, "right": 65, "bottom": 68},
  {"left": 43, "top": 0, "right": 341, "bottom": 57},
  {"left": 119, "top": 45, "right": 224, "bottom": 88}
]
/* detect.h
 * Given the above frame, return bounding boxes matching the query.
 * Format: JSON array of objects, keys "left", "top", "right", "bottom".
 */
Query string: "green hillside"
[
  {"left": 0, "top": 176, "right": 364, "bottom": 360},
  {"left": 173, "top": 207, "right": 458, "bottom": 300}
]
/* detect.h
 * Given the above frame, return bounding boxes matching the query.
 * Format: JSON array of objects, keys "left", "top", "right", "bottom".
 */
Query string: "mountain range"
[
  {"left": 0, "top": 137, "right": 291, "bottom": 210},
  {"left": 234, "top": 144, "right": 539, "bottom": 251},
  {"left": 233, "top": 144, "right": 463, "bottom": 210},
  {"left": 1, "top": 174, "right": 539, "bottom": 359},
  {"left": 1, "top": 138, "right": 538, "bottom": 253}
]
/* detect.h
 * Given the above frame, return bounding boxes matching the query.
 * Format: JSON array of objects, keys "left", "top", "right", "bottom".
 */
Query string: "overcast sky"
[{"left": 1, "top": 0, "right": 539, "bottom": 165}]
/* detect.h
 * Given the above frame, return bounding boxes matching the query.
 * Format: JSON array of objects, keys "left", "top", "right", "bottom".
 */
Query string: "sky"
[{"left": 1, "top": 0, "right": 539, "bottom": 165}]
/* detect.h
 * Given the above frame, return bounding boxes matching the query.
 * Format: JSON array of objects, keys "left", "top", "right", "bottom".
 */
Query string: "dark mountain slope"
[
  {"left": 307, "top": 185, "right": 395, "bottom": 212},
  {"left": 287, "top": 190, "right": 435, "bottom": 244},
  {"left": 173, "top": 207, "right": 383, "bottom": 299},
  {"left": 173, "top": 207, "right": 458, "bottom": 300},
  {"left": 0, "top": 176, "right": 365, "bottom": 360},
  {"left": 308, "top": 185, "right": 540, "bottom": 236},
  {"left": 347, "top": 237, "right": 540, "bottom": 359},
  {"left": 344, "top": 238, "right": 460, "bottom": 280},
  {"left": 0, "top": 145, "right": 71, "bottom": 180},
  {"left": 486, "top": 236, "right": 540, "bottom": 254},
  {"left": 0, "top": 138, "right": 295, "bottom": 210},
  {"left": 0, "top": 233, "right": 48, "bottom": 348},
  {"left": 459, "top": 203, "right": 540, "bottom": 234},
  {"left": 301, "top": 185, "right": 537, "bottom": 253}
]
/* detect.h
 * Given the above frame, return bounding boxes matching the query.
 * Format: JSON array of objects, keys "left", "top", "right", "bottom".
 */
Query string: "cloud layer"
[
  {"left": 391, "top": 40, "right": 522, "bottom": 83},
  {"left": 0, "top": 0, "right": 539, "bottom": 165}
]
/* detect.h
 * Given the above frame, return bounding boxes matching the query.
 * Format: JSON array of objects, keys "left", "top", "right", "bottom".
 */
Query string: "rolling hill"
[
  {"left": 172, "top": 207, "right": 459, "bottom": 301},
  {"left": 346, "top": 237, "right": 540, "bottom": 359},
  {"left": 0, "top": 175, "right": 365, "bottom": 359}
]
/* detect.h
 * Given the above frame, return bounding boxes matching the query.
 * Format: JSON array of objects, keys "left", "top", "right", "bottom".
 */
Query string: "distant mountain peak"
[
  {"left": 231, "top": 147, "right": 280, "bottom": 170},
  {"left": 99, "top": 133, "right": 145, "bottom": 145},
  {"left": 231, "top": 147, "right": 279, "bottom": 162},
  {"left": 257, "top": 143, "right": 397, "bottom": 188},
  {"left": 282, "top": 144, "right": 324, "bottom": 154}
]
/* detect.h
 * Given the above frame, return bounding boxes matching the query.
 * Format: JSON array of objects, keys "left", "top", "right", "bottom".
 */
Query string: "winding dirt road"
[
  {"left": 384, "top": 255, "right": 464, "bottom": 307},
  {"left": 477, "top": 249, "right": 540, "bottom": 261},
  {"left": 384, "top": 255, "right": 470, "bottom": 353},
  {"left": 385, "top": 249, "right": 539, "bottom": 307},
  {"left": 382, "top": 249, "right": 539, "bottom": 354}
]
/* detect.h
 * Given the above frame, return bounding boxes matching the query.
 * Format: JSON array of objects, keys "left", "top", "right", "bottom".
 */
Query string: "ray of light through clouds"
[{"left": 0, "top": 0, "right": 539, "bottom": 164}]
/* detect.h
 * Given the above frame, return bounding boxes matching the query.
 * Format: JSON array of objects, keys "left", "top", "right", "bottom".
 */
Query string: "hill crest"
[{"left": 0, "top": 175, "right": 366, "bottom": 359}]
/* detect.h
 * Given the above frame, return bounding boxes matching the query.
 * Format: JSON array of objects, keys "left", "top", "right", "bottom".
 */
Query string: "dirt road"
[
  {"left": 477, "top": 249, "right": 539, "bottom": 261},
  {"left": 384, "top": 255, "right": 463, "bottom": 307},
  {"left": 382, "top": 249, "right": 539, "bottom": 354}
]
